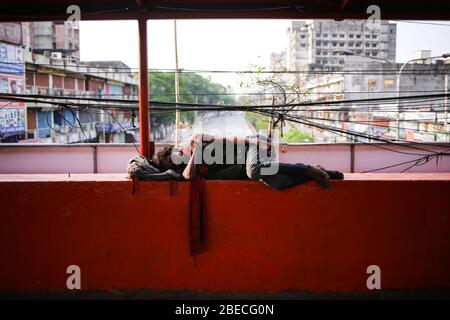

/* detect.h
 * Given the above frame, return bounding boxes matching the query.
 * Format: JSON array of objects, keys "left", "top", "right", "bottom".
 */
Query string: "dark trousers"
[{"left": 245, "top": 137, "right": 312, "bottom": 190}]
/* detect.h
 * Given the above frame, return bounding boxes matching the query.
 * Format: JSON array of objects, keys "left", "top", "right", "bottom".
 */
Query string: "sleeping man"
[{"left": 145, "top": 133, "right": 344, "bottom": 190}]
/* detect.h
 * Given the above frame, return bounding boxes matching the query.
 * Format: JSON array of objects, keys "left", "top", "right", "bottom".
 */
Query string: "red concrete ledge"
[
  {"left": 0, "top": 173, "right": 449, "bottom": 293},
  {"left": 0, "top": 173, "right": 449, "bottom": 182}
]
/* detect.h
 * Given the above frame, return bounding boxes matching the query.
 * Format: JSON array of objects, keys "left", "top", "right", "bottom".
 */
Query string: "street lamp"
[
  {"left": 396, "top": 53, "right": 450, "bottom": 139},
  {"left": 333, "top": 49, "right": 395, "bottom": 67}
]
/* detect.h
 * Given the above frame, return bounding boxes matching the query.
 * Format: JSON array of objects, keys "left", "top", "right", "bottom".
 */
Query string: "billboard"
[
  {"left": 0, "top": 23, "right": 22, "bottom": 45},
  {"left": 0, "top": 42, "right": 24, "bottom": 76}
]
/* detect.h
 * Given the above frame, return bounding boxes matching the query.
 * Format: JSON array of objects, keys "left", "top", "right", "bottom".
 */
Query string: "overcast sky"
[{"left": 79, "top": 20, "right": 450, "bottom": 87}]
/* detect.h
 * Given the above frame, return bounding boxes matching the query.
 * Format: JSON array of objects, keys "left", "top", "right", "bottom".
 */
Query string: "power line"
[
  {"left": 2, "top": 60, "right": 448, "bottom": 74},
  {"left": 2, "top": 92, "right": 450, "bottom": 110},
  {"left": 394, "top": 20, "right": 450, "bottom": 27}
]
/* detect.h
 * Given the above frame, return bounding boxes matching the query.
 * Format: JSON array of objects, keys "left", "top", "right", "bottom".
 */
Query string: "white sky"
[{"left": 79, "top": 19, "right": 450, "bottom": 88}]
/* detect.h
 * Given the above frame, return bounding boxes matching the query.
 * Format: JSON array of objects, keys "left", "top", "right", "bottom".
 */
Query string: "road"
[{"left": 173, "top": 111, "right": 256, "bottom": 144}]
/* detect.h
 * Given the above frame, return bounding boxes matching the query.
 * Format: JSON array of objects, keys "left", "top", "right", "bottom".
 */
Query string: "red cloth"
[{"left": 189, "top": 164, "right": 208, "bottom": 256}]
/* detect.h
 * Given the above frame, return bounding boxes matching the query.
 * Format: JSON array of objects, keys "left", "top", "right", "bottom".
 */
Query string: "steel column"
[{"left": 138, "top": 17, "right": 150, "bottom": 158}]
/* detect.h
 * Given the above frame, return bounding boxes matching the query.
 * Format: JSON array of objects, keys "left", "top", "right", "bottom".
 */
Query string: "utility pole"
[
  {"left": 138, "top": 17, "right": 150, "bottom": 158},
  {"left": 445, "top": 74, "right": 449, "bottom": 142},
  {"left": 174, "top": 20, "right": 181, "bottom": 146}
]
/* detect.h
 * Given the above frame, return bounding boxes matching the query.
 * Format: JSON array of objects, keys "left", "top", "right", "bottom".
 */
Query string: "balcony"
[
  {"left": 1, "top": 142, "right": 449, "bottom": 174},
  {"left": 0, "top": 141, "right": 449, "bottom": 296},
  {"left": 0, "top": 170, "right": 449, "bottom": 295}
]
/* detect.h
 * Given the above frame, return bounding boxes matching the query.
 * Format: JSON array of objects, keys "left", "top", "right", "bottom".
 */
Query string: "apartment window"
[
  {"left": 332, "top": 34, "right": 337, "bottom": 38},
  {"left": 365, "top": 43, "right": 370, "bottom": 47},
  {"left": 300, "top": 44, "right": 306, "bottom": 47},
  {"left": 322, "top": 50, "right": 328, "bottom": 55},
  {"left": 339, "top": 60, "right": 344, "bottom": 65},
  {"left": 316, "top": 49, "right": 321, "bottom": 55},
  {"left": 368, "top": 80, "right": 377, "bottom": 87},
  {"left": 332, "top": 42, "right": 337, "bottom": 47},
  {"left": 322, "top": 59, "right": 328, "bottom": 64},
  {"left": 349, "top": 34, "right": 354, "bottom": 38},
  {"left": 339, "top": 34, "right": 345, "bottom": 38},
  {"left": 339, "top": 43, "right": 345, "bottom": 47},
  {"left": 356, "top": 34, "right": 361, "bottom": 38},
  {"left": 316, "top": 33, "right": 321, "bottom": 37},
  {"left": 365, "top": 52, "right": 370, "bottom": 56},
  {"left": 372, "top": 34, "right": 377, "bottom": 39},
  {"left": 372, "top": 52, "right": 378, "bottom": 57},
  {"left": 348, "top": 42, "right": 354, "bottom": 47},
  {"left": 316, "top": 41, "right": 321, "bottom": 46},
  {"left": 356, "top": 50, "right": 362, "bottom": 54},
  {"left": 356, "top": 42, "right": 362, "bottom": 47},
  {"left": 300, "top": 34, "right": 306, "bottom": 39},
  {"left": 372, "top": 43, "right": 377, "bottom": 47},
  {"left": 323, "top": 34, "right": 328, "bottom": 38},
  {"left": 384, "top": 79, "right": 394, "bottom": 88},
  {"left": 317, "top": 59, "right": 321, "bottom": 64}
]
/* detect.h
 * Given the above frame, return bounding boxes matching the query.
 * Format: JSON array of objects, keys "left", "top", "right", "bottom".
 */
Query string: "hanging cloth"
[{"left": 189, "top": 164, "right": 209, "bottom": 256}]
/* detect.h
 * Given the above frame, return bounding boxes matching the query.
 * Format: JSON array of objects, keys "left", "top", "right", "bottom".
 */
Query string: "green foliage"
[
  {"left": 148, "top": 72, "right": 235, "bottom": 126},
  {"left": 254, "top": 118, "right": 268, "bottom": 131},
  {"left": 245, "top": 112, "right": 270, "bottom": 132},
  {"left": 285, "top": 125, "right": 314, "bottom": 143}
]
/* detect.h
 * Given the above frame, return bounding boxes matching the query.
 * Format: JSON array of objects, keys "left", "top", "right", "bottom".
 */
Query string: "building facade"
[
  {"left": 25, "top": 21, "right": 80, "bottom": 63},
  {"left": 299, "top": 59, "right": 450, "bottom": 142},
  {"left": 0, "top": 22, "right": 26, "bottom": 142},
  {"left": 287, "top": 20, "right": 397, "bottom": 72},
  {"left": 0, "top": 21, "right": 139, "bottom": 144},
  {"left": 24, "top": 58, "right": 139, "bottom": 144}
]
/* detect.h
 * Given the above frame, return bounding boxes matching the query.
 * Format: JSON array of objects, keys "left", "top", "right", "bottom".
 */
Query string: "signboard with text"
[{"left": 0, "top": 32, "right": 25, "bottom": 138}]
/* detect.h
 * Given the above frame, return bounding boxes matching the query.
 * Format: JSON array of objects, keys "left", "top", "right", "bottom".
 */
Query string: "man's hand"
[{"left": 166, "top": 169, "right": 184, "bottom": 181}]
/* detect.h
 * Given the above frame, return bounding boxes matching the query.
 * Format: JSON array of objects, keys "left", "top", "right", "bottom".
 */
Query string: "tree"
[
  {"left": 239, "top": 64, "right": 313, "bottom": 143},
  {"left": 285, "top": 125, "right": 314, "bottom": 143},
  {"left": 148, "top": 72, "right": 235, "bottom": 127}
]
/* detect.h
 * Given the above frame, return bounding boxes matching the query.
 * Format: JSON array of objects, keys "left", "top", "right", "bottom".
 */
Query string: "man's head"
[{"left": 152, "top": 145, "right": 188, "bottom": 172}]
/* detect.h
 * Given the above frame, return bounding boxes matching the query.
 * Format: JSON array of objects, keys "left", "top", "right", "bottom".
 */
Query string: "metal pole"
[
  {"left": 445, "top": 74, "right": 449, "bottom": 141},
  {"left": 138, "top": 18, "right": 150, "bottom": 158},
  {"left": 396, "top": 64, "right": 404, "bottom": 140},
  {"left": 174, "top": 20, "right": 181, "bottom": 146}
]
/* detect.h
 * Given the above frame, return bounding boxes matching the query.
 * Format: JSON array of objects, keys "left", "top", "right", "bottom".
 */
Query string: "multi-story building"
[
  {"left": 0, "top": 22, "right": 26, "bottom": 142},
  {"left": 0, "top": 22, "right": 140, "bottom": 144},
  {"left": 299, "top": 58, "right": 450, "bottom": 142},
  {"left": 287, "top": 20, "right": 397, "bottom": 73},
  {"left": 24, "top": 21, "right": 80, "bottom": 63},
  {"left": 24, "top": 56, "right": 139, "bottom": 144}
]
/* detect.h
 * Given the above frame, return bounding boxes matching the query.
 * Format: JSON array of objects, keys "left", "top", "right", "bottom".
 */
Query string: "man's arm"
[
  {"left": 182, "top": 147, "right": 199, "bottom": 180},
  {"left": 182, "top": 134, "right": 272, "bottom": 181},
  {"left": 191, "top": 133, "right": 248, "bottom": 147},
  {"left": 138, "top": 169, "right": 183, "bottom": 181}
]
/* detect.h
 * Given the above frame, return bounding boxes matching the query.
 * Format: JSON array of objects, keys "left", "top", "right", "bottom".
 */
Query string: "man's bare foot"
[
  {"left": 305, "top": 165, "right": 330, "bottom": 189},
  {"left": 316, "top": 165, "right": 344, "bottom": 180}
]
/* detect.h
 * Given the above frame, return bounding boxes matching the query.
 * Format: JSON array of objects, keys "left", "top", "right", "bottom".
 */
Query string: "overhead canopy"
[{"left": 1, "top": 0, "right": 450, "bottom": 21}]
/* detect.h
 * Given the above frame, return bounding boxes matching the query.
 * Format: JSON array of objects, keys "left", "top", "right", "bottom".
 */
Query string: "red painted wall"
[{"left": 0, "top": 176, "right": 449, "bottom": 292}]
